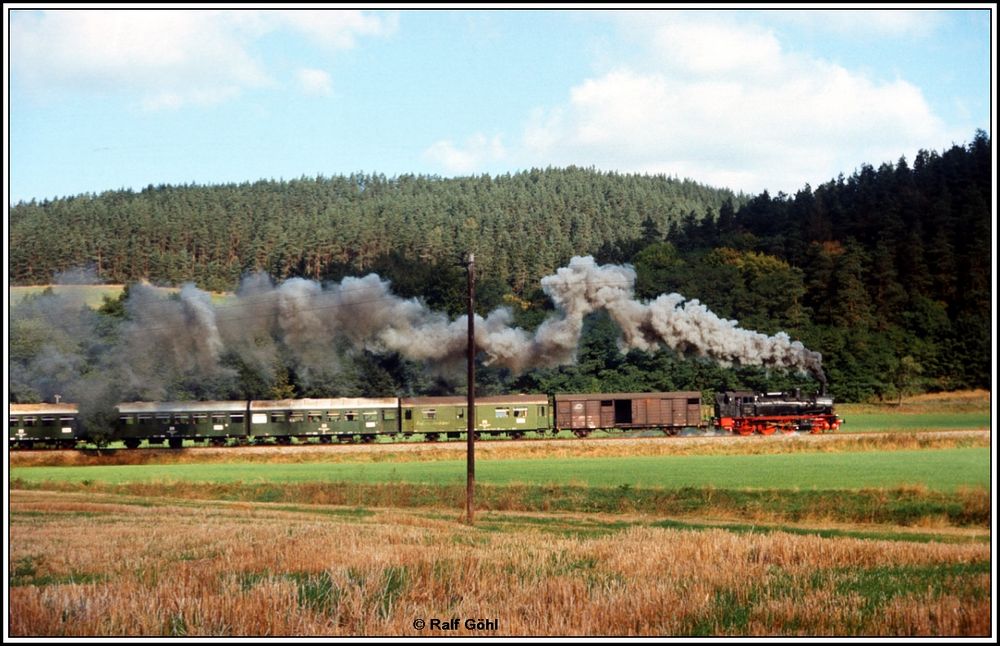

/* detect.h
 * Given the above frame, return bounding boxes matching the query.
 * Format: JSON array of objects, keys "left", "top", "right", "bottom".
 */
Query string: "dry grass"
[
  {"left": 10, "top": 284, "right": 231, "bottom": 309},
  {"left": 8, "top": 490, "right": 990, "bottom": 637},
  {"left": 901, "top": 389, "right": 990, "bottom": 403},
  {"left": 9, "top": 430, "right": 990, "bottom": 468},
  {"left": 846, "top": 389, "right": 991, "bottom": 414},
  {"left": 11, "top": 475, "right": 991, "bottom": 530}
]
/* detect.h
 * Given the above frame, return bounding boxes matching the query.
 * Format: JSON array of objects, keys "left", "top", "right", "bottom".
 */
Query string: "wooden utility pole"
[{"left": 466, "top": 252, "right": 476, "bottom": 525}]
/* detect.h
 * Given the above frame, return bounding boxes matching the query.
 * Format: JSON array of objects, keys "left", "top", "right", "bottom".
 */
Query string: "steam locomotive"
[{"left": 8, "top": 389, "right": 841, "bottom": 449}]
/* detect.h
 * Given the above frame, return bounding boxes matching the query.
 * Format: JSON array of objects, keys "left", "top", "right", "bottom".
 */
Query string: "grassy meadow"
[
  {"left": 9, "top": 284, "right": 231, "bottom": 308},
  {"left": 9, "top": 446, "right": 990, "bottom": 492},
  {"left": 9, "top": 284, "right": 128, "bottom": 309},
  {"left": 836, "top": 390, "right": 990, "bottom": 432},
  {"left": 7, "top": 392, "right": 994, "bottom": 636}
]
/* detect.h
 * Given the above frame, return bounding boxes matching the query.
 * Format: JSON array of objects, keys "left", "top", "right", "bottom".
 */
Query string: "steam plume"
[
  {"left": 476, "top": 256, "right": 825, "bottom": 382},
  {"left": 11, "top": 255, "right": 825, "bottom": 407}
]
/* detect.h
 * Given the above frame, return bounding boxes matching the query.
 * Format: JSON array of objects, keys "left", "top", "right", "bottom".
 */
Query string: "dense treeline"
[
  {"left": 8, "top": 132, "right": 992, "bottom": 403},
  {"left": 9, "top": 168, "right": 739, "bottom": 294},
  {"left": 617, "top": 130, "right": 992, "bottom": 400}
]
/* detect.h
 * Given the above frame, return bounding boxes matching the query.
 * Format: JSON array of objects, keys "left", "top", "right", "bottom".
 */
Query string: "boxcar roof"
[
  {"left": 9, "top": 403, "right": 79, "bottom": 415},
  {"left": 250, "top": 398, "right": 399, "bottom": 411},
  {"left": 401, "top": 394, "right": 549, "bottom": 406},
  {"left": 553, "top": 391, "right": 702, "bottom": 401},
  {"left": 117, "top": 401, "right": 248, "bottom": 414}
]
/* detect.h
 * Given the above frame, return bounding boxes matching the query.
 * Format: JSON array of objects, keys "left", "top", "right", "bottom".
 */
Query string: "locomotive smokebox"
[{"left": 815, "top": 395, "right": 834, "bottom": 409}]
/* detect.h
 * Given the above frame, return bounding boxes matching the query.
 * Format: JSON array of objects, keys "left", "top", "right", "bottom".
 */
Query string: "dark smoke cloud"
[{"left": 11, "top": 256, "right": 825, "bottom": 410}]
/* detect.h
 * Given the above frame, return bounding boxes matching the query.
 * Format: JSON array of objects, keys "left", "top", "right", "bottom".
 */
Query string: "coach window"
[
  {"left": 307, "top": 412, "right": 323, "bottom": 423},
  {"left": 363, "top": 412, "right": 377, "bottom": 422},
  {"left": 422, "top": 409, "right": 437, "bottom": 420},
  {"left": 156, "top": 415, "right": 171, "bottom": 424},
  {"left": 211, "top": 414, "right": 226, "bottom": 426},
  {"left": 42, "top": 416, "right": 56, "bottom": 425},
  {"left": 23, "top": 417, "right": 36, "bottom": 427},
  {"left": 383, "top": 410, "right": 396, "bottom": 421},
  {"left": 345, "top": 411, "right": 357, "bottom": 421},
  {"left": 230, "top": 414, "right": 244, "bottom": 425},
  {"left": 9, "top": 417, "right": 18, "bottom": 428},
  {"left": 270, "top": 413, "right": 286, "bottom": 423},
  {"left": 60, "top": 417, "right": 75, "bottom": 426},
  {"left": 193, "top": 414, "right": 208, "bottom": 424},
  {"left": 495, "top": 408, "right": 510, "bottom": 419},
  {"left": 120, "top": 415, "right": 134, "bottom": 426},
  {"left": 538, "top": 406, "right": 547, "bottom": 417},
  {"left": 513, "top": 408, "right": 527, "bottom": 419},
  {"left": 456, "top": 408, "right": 464, "bottom": 419},
  {"left": 289, "top": 412, "right": 304, "bottom": 423},
  {"left": 404, "top": 410, "right": 412, "bottom": 420},
  {"left": 175, "top": 415, "right": 190, "bottom": 424}
]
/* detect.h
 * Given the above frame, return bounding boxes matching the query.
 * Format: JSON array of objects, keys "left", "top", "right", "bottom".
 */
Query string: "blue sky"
[{"left": 5, "top": 6, "right": 994, "bottom": 204}]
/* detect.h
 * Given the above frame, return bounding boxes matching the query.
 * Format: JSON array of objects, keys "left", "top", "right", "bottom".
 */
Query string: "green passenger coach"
[
  {"left": 117, "top": 401, "right": 249, "bottom": 449},
  {"left": 9, "top": 403, "right": 80, "bottom": 449},
  {"left": 249, "top": 398, "right": 399, "bottom": 443},
  {"left": 401, "top": 394, "right": 549, "bottom": 441}
]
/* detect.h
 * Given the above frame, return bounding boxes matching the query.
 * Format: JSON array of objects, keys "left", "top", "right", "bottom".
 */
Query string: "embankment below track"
[{"left": 8, "top": 429, "right": 990, "bottom": 467}]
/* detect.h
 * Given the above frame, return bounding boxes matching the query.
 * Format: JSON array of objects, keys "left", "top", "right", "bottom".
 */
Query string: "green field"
[
  {"left": 9, "top": 284, "right": 231, "bottom": 308},
  {"left": 9, "top": 421, "right": 992, "bottom": 636},
  {"left": 11, "top": 447, "right": 988, "bottom": 492},
  {"left": 836, "top": 412, "right": 989, "bottom": 433},
  {"left": 9, "top": 284, "right": 127, "bottom": 308}
]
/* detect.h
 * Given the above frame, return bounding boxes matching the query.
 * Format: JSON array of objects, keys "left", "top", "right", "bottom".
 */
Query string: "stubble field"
[{"left": 6, "top": 392, "right": 994, "bottom": 637}]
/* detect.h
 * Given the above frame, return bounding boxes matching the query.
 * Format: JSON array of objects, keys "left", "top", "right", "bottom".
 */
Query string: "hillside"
[
  {"left": 8, "top": 133, "right": 992, "bottom": 403},
  {"left": 9, "top": 167, "right": 742, "bottom": 294}
]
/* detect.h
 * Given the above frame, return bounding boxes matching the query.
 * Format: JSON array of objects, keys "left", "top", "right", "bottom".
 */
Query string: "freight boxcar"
[
  {"left": 9, "top": 403, "right": 80, "bottom": 449},
  {"left": 401, "top": 394, "right": 549, "bottom": 441},
  {"left": 553, "top": 392, "right": 704, "bottom": 436},
  {"left": 248, "top": 398, "right": 400, "bottom": 443}
]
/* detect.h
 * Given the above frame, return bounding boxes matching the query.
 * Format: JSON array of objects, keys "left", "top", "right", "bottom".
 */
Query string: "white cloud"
[
  {"left": 651, "top": 20, "right": 783, "bottom": 77},
  {"left": 773, "top": 9, "right": 942, "bottom": 38},
  {"left": 296, "top": 68, "right": 334, "bottom": 97},
  {"left": 424, "top": 133, "right": 507, "bottom": 174},
  {"left": 265, "top": 10, "right": 398, "bottom": 49},
  {"left": 514, "top": 15, "right": 959, "bottom": 194},
  {"left": 10, "top": 9, "right": 394, "bottom": 109}
]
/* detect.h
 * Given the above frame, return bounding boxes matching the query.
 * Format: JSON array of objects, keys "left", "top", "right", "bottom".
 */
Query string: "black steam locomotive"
[{"left": 713, "top": 389, "right": 840, "bottom": 435}]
